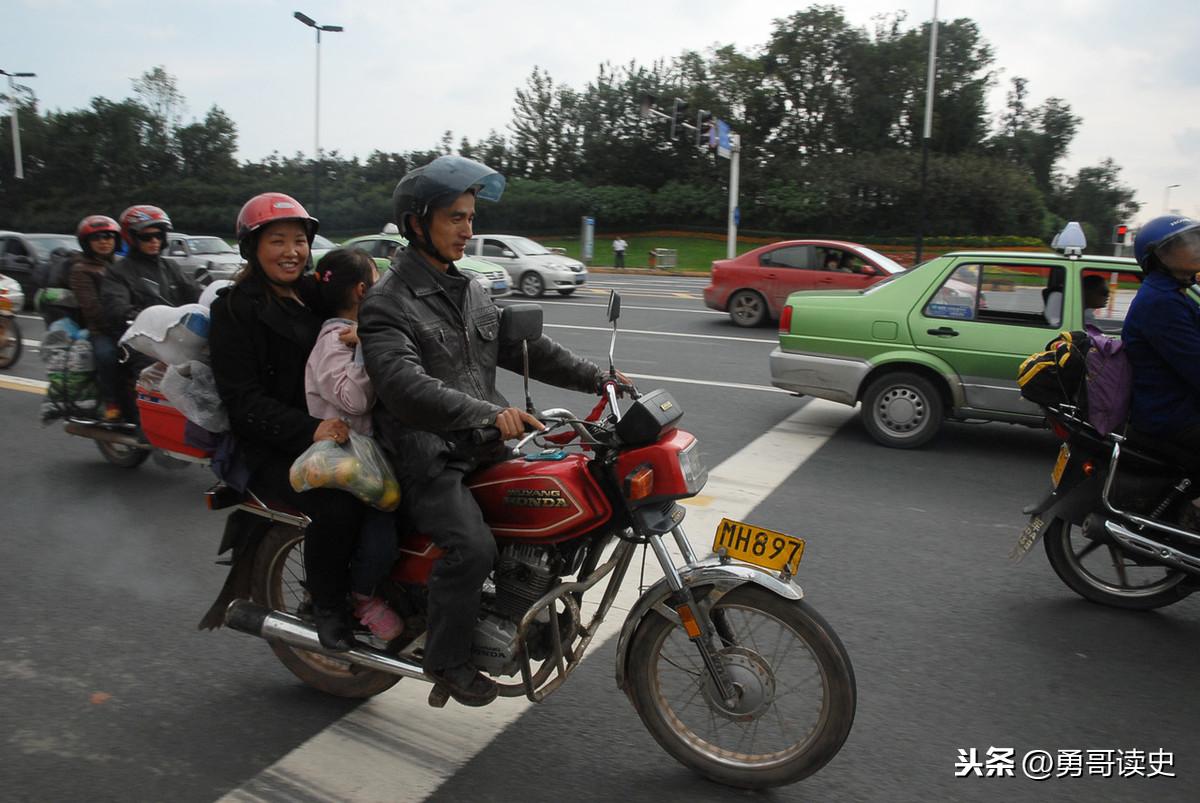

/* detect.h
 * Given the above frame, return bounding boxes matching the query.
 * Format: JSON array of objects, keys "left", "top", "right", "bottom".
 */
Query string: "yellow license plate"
[
  {"left": 713, "top": 518, "right": 805, "bottom": 575},
  {"left": 1051, "top": 443, "right": 1070, "bottom": 487}
]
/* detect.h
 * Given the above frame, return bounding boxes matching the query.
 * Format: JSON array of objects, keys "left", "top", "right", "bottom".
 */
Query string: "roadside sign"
[
  {"left": 716, "top": 120, "right": 732, "bottom": 159},
  {"left": 581, "top": 216, "right": 595, "bottom": 262}
]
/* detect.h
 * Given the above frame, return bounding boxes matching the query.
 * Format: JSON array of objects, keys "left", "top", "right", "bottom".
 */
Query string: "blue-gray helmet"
[{"left": 392, "top": 155, "right": 505, "bottom": 240}]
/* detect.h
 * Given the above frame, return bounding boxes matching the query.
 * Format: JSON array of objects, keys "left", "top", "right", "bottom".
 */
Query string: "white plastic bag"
[
  {"left": 198, "top": 280, "right": 234, "bottom": 309},
  {"left": 160, "top": 360, "right": 230, "bottom": 432},
  {"left": 119, "top": 304, "right": 211, "bottom": 366},
  {"left": 288, "top": 431, "right": 401, "bottom": 511}
]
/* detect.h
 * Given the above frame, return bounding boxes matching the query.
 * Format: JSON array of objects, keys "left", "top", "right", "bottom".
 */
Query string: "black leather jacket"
[
  {"left": 101, "top": 252, "right": 200, "bottom": 333},
  {"left": 360, "top": 247, "right": 603, "bottom": 485}
]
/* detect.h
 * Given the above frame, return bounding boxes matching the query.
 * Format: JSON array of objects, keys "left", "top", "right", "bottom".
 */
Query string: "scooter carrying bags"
[{"left": 288, "top": 431, "right": 401, "bottom": 512}]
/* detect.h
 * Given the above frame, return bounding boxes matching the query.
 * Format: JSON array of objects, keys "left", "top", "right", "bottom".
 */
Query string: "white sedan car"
[{"left": 466, "top": 235, "right": 587, "bottom": 297}]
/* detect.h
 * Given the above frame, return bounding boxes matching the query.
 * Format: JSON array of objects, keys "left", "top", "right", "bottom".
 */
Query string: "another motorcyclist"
[
  {"left": 101, "top": 205, "right": 200, "bottom": 332},
  {"left": 67, "top": 215, "right": 124, "bottom": 421},
  {"left": 1122, "top": 215, "right": 1200, "bottom": 452},
  {"left": 359, "top": 155, "right": 612, "bottom": 706},
  {"left": 209, "top": 193, "right": 366, "bottom": 651}
]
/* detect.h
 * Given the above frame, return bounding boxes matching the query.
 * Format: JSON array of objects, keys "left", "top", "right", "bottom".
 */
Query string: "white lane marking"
[
  {"left": 23, "top": 339, "right": 41, "bottom": 349},
  {"left": 626, "top": 371, "right": 791, "bottom": 394},
  {"left": 219, "top": 399, "right": 855, "bottom": 803},
  {"left": 0, "top": 375, "right": 49, "bottom": 393},
  {"left": 546, "top": 323, "right": 775, "bottom": 345},
  {"left": 17, "top": 314, "right": 42, "bottom": 322}
]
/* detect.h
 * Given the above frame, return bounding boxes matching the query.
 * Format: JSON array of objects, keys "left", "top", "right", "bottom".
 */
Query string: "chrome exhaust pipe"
[
  {"left": 224, "top": 600, "right": 429, "bottom": 681},
  {"left": 1104, "top": 520, "right": 1200, "bottom": 576},
  {"left": 64, "top": 420, "right": 146, "bottom": 447}
]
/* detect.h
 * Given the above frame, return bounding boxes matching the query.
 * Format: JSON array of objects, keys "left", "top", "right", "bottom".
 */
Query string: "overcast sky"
[{"left": 5, "top": 0, "right": 1198, "bottom": 226}]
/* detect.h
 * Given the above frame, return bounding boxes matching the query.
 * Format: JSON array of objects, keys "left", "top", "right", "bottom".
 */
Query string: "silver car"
[
  {"left": 466, "top": 234, "right": 587, "bottom": 297},
  {"left": 165, "top": 233, "right": 245, "bottom": 283}
]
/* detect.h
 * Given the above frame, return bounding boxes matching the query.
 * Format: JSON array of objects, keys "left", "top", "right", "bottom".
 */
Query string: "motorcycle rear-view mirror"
[
  {"left": 606, "top": 290, "right": 621, "bottom": 322},
  {"left": 499, "top": 303, "right": 543, "bottom": 344}
]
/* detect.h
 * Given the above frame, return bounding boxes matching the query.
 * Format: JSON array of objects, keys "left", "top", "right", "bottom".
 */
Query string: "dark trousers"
[
  {"left": 353, "top": 508, "right": 397, "bottom": 596},
  {"left": 91, "top": 334, "right": 121, "bottom": 407},
  {"left": 403, "top": 466, "right": 497, "bottom": 670},
  {"left": 249, "top": 454, "right": 366, "bottom": 608},
  {"left": 614, "top": 251, "right": 625, "bottom": 269}
]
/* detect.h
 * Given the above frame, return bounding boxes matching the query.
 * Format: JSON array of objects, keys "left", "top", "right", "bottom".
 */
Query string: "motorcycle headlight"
[{"left": 677, "top": 439, "right": 708, "bottom": 494}]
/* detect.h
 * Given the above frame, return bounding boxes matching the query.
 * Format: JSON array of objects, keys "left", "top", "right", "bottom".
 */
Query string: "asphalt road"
[{"left": 2, "top": 272, "right": 1198, "bottom": 802}]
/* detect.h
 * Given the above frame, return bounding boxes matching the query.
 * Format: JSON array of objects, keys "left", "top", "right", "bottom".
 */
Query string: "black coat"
[
  {"left": 209, "top": 272, "right": 325, "bottom": 473},
  {"left": 101, "top": 252, "right": 200, "bottom": 333},
  {"left": 360, "top": 247, "right": 603, "bottom": 486}
]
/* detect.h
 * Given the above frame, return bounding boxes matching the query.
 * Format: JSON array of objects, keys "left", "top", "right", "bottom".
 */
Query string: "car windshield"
[
  {"left": 862, "top": 260, "right": 934, "bottom": 293},
  {"left": 26, "top": 235, "right": 77, "bottom": 259},
  {"left": 854, "top": 247, "right": 906, "bottom": 275},
  {"left": 506, "top": 237, "right": 552, "bottom": 256},
  {"left": 312, "top": 234, "right": 336, "bottom": 250},
  {"left": 188, "top": 237, "right": 237, "bottom": 255}
]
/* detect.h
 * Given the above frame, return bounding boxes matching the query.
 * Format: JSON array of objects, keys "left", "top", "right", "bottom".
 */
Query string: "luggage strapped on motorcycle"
[{"left": 1017, "top": 326, "right": 1132, "bottom": 437}]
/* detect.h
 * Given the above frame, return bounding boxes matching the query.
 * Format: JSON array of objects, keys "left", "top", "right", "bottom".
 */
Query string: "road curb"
[{"left": 589, "top": 267, "right": 711, "bottom": 278}]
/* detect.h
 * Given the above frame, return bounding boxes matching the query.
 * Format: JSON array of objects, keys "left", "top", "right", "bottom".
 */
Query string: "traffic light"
[
  {"left": 696, "top": 110, "right": 714, "bottom": 149},
  {"left": 669, "top": 98, "right": 689, "bottom": 140},
  {"left": 1112, "top": 224, "right": 1129, "bottom": 245}
]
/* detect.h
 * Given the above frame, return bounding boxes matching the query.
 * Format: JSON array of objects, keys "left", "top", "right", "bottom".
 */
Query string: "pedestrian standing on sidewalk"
[{"left": 612, "top": 237, "right": 627, "bottom": 269}]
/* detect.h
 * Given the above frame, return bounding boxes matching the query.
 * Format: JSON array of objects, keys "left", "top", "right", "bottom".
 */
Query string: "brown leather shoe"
[{"left": 424, "top": 663, "right": 498, "bottom": 707}]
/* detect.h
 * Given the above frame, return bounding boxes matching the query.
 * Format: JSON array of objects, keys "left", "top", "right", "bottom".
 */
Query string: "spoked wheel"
[
  {"left": 251, "top": 526, "right": 401, "bottom": 698},
  {"left": 1042, "top": 518, "right": 1191, "bottom": 610},
  {"left": 628, "top": 586, "right": 856, "bottom": 789},
  {"left": 96, "top": 440, "right": 150, "bottom": 468},
  {"left": 0, "top": 315, "right": 21, "bottom": 368}
]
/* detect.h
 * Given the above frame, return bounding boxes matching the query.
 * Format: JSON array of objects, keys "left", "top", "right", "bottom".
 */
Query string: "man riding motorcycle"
[
  {"left": 100, "top": 205, "right": 201, "bottom": 420},
  {"left": 358, "top": 155, "right": 617, "bottom": 706},
  {"left": 1122, "top": 214, "right": 1200, "bottom": 460}
]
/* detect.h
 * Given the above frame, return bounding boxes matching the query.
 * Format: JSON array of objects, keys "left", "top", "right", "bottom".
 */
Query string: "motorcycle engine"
[{"left": 471, "top": 544, "right": 560, "bottom": 677}]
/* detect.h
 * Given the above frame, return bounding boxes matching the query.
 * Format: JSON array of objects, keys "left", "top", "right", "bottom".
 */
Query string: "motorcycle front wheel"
[
  {"left": 252, "top": 525, "right": 401, "bottom": 698},
  {"left": 1042, "top": 518, "right": 1191, "bottom": 610},
  {"left": 627, "top": 585, "right": 856, "bottom": 789}
]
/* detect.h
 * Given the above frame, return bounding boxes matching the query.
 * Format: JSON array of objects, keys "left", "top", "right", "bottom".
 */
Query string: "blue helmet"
[{"left": 1134, "top": 215, "right": 1200, "bottom": 268}]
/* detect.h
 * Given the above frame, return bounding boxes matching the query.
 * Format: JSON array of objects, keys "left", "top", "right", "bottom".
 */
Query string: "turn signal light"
[
  {"left": 625, "top": 466, "right": 655, "bottom": 500},
  {"left": 1082, "top": 461, "right": 1095, "bottom": 476}
]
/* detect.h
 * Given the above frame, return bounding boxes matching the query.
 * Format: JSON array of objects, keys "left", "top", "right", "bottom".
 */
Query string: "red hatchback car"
[{"left": 703, "top": 240, "right": 906, "bottom": 326}]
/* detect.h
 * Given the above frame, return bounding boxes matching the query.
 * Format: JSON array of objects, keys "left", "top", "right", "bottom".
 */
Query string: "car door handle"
[{"left": 927, "top": 326, "right": 959, "bottom": 337}]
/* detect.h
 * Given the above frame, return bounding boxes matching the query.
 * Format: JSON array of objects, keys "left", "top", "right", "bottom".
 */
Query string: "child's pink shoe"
[{"left": 352, "top": 593, "right": 404, "bottom": 642}]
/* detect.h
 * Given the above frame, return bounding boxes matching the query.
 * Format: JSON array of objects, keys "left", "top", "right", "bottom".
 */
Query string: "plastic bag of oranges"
[{"left": 288, "top": 430, "right": 401, "bottom": 512}]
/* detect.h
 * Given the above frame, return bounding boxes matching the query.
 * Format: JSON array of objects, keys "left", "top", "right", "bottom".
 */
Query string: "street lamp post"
[
  {"left": 1163, "top": 183, "right": 1181, "bottom": 214},
  {"left": 1, "top": 69, "right": 37, "bottom": 179},
  {"left": 913, "top": 0, "right": 939, "bottom": 266},
  {"left": 293, "top": 12, "right": 343, "bottom": 216}
]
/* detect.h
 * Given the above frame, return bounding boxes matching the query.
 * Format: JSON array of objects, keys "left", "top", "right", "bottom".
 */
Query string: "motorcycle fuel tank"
[{"left": 468, "top": 454, "right": 612, "bottom": 542}]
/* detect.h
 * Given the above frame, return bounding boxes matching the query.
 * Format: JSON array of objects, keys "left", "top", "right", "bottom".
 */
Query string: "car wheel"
[
  {"left": 728, "top": 290, "right": 767, "bottom": 327},
  {"left": 860, "top": 371, "right": 943, "bottom": 448},
  {"left": 520, "top": 272, "right": 545, "bottom": 298}
]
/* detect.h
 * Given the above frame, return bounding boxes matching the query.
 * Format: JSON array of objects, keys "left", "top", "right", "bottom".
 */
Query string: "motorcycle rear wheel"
[
  {"left": 1042, "top": 518, "right": 1191, "bottom": 610},
  {"left": 96, "top": 440, "right": 149, "bottom": 468},
  {"left": 252, "top": 525, "right": 401, "bottom": 698},
  {"left": 627, "top": 586, "right": 855, "bottom": 789}
]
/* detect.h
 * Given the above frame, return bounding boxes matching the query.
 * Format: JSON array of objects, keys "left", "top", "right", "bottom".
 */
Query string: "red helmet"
[
  {"left": 118, "top": 205, "right": 172, "bottom": 245},
  {"left": 235, "top": 192, "right": 319, "bottom": 259},
  {"left": 76, "top": 215, "right": 120, "bottom": 250}
]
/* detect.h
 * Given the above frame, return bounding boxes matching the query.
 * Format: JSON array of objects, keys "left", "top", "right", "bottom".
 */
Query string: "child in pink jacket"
[{"left": 305, "top": 248, "right": 403, "bottom": 643}]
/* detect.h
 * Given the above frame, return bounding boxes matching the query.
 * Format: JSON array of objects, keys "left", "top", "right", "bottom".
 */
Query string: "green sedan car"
[{"left": 769, "top": 245, "right": 1143, "bottom": 448}]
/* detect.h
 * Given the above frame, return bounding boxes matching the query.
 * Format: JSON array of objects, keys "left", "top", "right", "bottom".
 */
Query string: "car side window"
[
  {"left": 6, "top": 239, "right": 29, "bottom": 257},
  {"left": 816, "top": 248, "right": 855, "bottom": 273},
  {"left": 168, "top": 241, "right": 187, "bottom": 256},
  {"left": 482, "top": 239, "right": 510, "bottom": 258},
  {"left": 761, "top": 245, "right": 812, "bottom": 269},
  {"left": 1081, "top": 269, "right": 1141, "bottom": 335},
  {"left": 927, "top": 263, "right": 1064, "bottom": 327}
]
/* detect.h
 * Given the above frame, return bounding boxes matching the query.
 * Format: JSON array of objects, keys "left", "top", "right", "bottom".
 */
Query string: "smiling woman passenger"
[{"left": 209, "top": 192, "right": 366, "bottom": 651}]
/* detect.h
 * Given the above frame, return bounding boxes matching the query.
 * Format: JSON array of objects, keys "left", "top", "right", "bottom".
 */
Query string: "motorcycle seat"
[{"left": 1123, "top": 429, "right": 1200, "bottom": 475}]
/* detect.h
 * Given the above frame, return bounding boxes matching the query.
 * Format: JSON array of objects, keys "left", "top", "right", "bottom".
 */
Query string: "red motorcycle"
[{"left": 203, "top": 293, "right": 856, "bottom": 790}]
